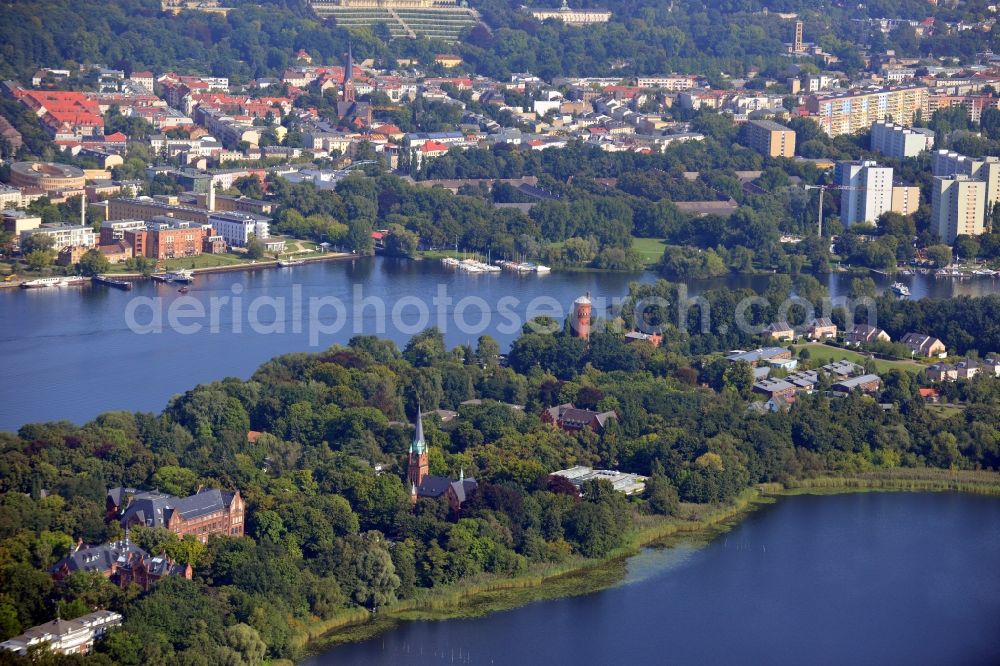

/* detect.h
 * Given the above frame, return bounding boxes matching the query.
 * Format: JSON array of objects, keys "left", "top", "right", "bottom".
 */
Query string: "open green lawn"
[
  {"left": 925, "top": 403, "right": 966, "bottom": 418},
  {"left": 153, "top": 254, "right": 249, "bottom": 271},
  {"left": 792, "top": 342, "right": 925, "bottom": 374},
  {"left": 631, "top": 237, "right": 667, "bottom": 266}
]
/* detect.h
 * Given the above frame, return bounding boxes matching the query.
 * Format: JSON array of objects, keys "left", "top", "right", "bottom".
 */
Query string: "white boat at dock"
[
  {"left": 19, "top": 276, "right": 88, "bottom": 289},
  {"left": 152, "top": 269, "right": 195, "bottom": 284},
  {"left": 277, "top": 259, "right": 304, "bottom": 267},
  {"left": 496, "top": 260, "right": 552, "bottom": 274}
]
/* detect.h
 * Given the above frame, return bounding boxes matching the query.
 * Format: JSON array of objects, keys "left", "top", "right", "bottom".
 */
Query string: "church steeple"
[
  {"left": 407, "top": 404, "right": 429, "bottom": 490},
  {"left": 411, "top": 404, "right": 426, "bottom": 455},
  {"left": 343, "top": 43, "right": 356, "bottom": 103}
]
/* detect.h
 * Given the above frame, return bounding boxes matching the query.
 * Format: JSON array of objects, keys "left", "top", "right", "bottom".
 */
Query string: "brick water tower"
[{"left": 573, "top": 292, "right": 592, "bottom": 340}]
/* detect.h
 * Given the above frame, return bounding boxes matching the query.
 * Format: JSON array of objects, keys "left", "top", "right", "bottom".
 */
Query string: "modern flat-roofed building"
[
  {"left": 836, "top": 160, "right": 893, "bottom": 226},
  {"left": 125, "top": 223, "right": 208, "bottom": 259},
  {"left": 870, "top": 121, "right": 935, "bottom": 159},
  {"left": 743, "top": 119, "right": 796, "bottom": 158},
  {"left": 891, "top": 183, "right": 921, "bottom": 216},
  {"left": 636, "top": 75, "right": 697, "bottom": 91},
  {"left": 932, "top": 174, "right": 987, "bottom": 243},
  {"left": 21, "top": 224, "right": 96, "bottom": 250},
  {"left": 931, "top": 150, "right": 1000, "bottom": 213},
  {"left": 2, "top": 210, "right": 42, "bottom": 238},
  {"left": 100, "top": 219, "right": 147, "bottom": 244},
  {"left": 551, "top": 466, "right": 646, "bottom": 495},
  {"left": 210, "top": 211, "right": 270, "bottom": 248}
]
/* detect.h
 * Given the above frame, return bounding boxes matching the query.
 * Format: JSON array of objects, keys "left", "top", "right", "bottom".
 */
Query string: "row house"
[{"left": 927, "top": 357, "right": 1000, "bottom": 381}]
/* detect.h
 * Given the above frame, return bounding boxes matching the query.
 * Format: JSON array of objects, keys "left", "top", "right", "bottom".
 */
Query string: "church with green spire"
[{"left": 406, "top": 405, "right": 477, "bottom": 511}]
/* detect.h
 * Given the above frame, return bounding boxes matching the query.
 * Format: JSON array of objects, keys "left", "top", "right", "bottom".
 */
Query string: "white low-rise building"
[
  {"left": 552, "top": 466, "right": 647, "bottom": 496},
  {"left": 0, "top": 610, "right": 122, "bottom": 656}
]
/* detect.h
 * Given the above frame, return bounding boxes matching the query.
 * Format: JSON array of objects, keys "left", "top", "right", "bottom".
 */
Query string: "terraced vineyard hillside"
[{"left": 310, "top": 1, "right": 481, "bottom": 42}]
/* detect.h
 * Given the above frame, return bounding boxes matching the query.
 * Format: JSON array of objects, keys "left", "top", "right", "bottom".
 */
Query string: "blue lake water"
[
  {"left": 1, "top": 257, "right": 998, "bottom": 431},
  {"left": 303, "top": 492, "right": 1000, "bottom": 666}
]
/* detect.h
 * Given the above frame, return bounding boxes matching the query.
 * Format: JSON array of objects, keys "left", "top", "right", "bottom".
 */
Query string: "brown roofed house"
[{"left": 541, "top": 403, "right": 618, "bottom": 434}]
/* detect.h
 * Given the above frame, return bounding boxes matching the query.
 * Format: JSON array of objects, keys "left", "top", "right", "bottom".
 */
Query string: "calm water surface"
[
  {"left": 1, "top": 257, "right": 998, "bottom": 430},
  {"left": 304, "top": 492, "right": 1000, "bottom": 666}
]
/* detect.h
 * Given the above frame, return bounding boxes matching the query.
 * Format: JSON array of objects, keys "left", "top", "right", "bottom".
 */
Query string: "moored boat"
[
  {"left": 165, "top": 269, "right": 195, "bottom": 283},
  {"left": 92, "top": 275, "right": 133, "bottom": 290},
  {"left": 20, "top": 277, "right": 66, "bottom": 289}
]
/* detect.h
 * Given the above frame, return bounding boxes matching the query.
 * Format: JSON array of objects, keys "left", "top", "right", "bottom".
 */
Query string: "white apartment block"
[
  {"left": 870, "top": 121, "right": 935, "bottom": 159},
  {"left": 932, "top": 175, "right": 987, "bottom": 243},
  {"left": 636, "top": 76, "right": 697, "bottom": 91},
  {"left": 836, "top": 160, "right": 894, "bottom": 226},
  {"left": 21, "top": 225, "right": 97, "bottom": 250},
  {"left": 210, "top": 212, "right": 269, "bottom": 248}
]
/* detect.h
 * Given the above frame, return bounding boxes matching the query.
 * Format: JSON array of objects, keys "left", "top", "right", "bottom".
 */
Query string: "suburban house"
[
  {"left": 918, "top": 388, "right": 940, "bottom": 403},
  {"left": 806, "top": 317, "right": 837, "bottom": 339},
  {"left": 0, "top": 611, "right": 121, "bottom": 656},
  {"left": 955, "top": 359, "right": 980, "bottom": 380},
  {"left": 107, "top": 486, "right": 245, "bottom": 543},
  {"left": 542, "top": 403, "right": 618, "bottom": 434},
  {"left": 901, "top": 332, "right": 946, "bottom": 357},
  {"left": 50, "top": 539, "right": 191, "bottom": 590},
  {"left": 927, "top": 362, "right": 958, "bottom": 382},
  {"left": 929, "top": 358, "right": 986, "bottom": 382},
  {"left": 764, "top": 321, "right": 796, "bottom": 341},
  {"left": 845, "top": 324, "right": 891, "bottom": 346}
]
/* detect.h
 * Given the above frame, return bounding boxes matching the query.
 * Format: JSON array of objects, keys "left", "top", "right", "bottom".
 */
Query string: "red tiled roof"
[{"left": 420, "top": 140, "right": 450, "bottom": 153}]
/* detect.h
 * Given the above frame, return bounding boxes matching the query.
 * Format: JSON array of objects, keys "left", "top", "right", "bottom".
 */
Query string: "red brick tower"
[
  {"left": 407, "top": 405, "right": 429, "bottom": 492},
  {"left": 573, "top": 293, "right": 592, "bottom": 340}
]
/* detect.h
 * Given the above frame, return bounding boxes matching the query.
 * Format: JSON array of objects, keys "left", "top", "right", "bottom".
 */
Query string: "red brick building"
[
  {"left": 124, "top": 225, "right": 208, "bottom": 260},
  {"left": 108, "top": 487, "right": 245, "bottom": 544}
]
